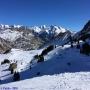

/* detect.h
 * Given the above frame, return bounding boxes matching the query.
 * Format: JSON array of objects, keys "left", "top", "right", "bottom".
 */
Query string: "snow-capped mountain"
[
  {"left": 0, "top": 24, "right": 67, "bottom": 35},
  {"left": 30, "top": 25, "right": 69, "bottom": 42},
  {"left": 0, "top": 29, "right": 23, "bottom": 42},
  {"left": 0, "top": 24, "right": 9, "bottom": 29},
  {"left": 0, "top": 21, "right": 90, "bottom": 90},
  {"left": 31, "top": 25, "right": 66, "bottom": 35},
  {"left": 0, "top": 24, "right": 22, "bottom": 29},
  {"left": 0, "top": 24, "right": 72, "bottom": 50}
]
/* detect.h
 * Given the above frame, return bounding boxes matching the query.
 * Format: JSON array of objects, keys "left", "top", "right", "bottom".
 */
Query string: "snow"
[
  {"left": 1, "top": 73, "right": 90, "bottom": 90},
  {"left": 0, "top": 24, "right": 5, "bottom": 29},
  {"left": 0, "top": 48, "right": 43, "bottom": 70},
  {"left": 0, "top": 24, "right": 22, "bottom": 29},
  {"left": 0, "top": 24, "right": 67, "bottom": 36},
  {"left": 0, "top": 29, "right": 23, "bottom": 41},
  {"left": 14, "top": 25, "right": 22, "bottom": 28},
  {"left": 4, "top": 25, "right": 10, "bottom": 29},
  {"left": 55, "top": 26, "right": 66, "bottom": 34},
  {"left": 31, "top": 25, "right": 67, "bottom": 35},
  {"left": 0, "top": 44, "right": 90, "bottom": 90},
  {"left": 31, "top": 26, "right": 42, "bottom": 33}
]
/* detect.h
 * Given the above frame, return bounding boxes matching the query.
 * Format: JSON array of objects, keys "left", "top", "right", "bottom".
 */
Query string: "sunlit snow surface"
[
  {"left": 0, "top": 45, "right": 90, "bottom": 90},
  {"left": 0, "top": 29, "right": 23, "bottom": 41}
]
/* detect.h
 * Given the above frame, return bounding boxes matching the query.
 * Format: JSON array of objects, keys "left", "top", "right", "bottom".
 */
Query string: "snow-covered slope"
[
  {"left": 1, "top": 72, "right": 90, "bottom": 90},
  {"left": 0, "top": 48, "right": 43, "bottom": 73},
  {"left": 0, "top": 44, "right": 90, "bottom": 90},
  {"left": 0, "top": 29, "right": 23, "bottom": 42}
]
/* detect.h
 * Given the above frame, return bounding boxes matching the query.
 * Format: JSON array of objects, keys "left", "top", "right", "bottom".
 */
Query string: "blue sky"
[{"left": 0, "top": 0, "right": 90, "bottom": 31}]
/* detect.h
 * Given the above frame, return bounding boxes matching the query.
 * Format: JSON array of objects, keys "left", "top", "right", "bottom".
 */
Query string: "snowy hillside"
[
  {"left": 0, "top": 44, "right": 90, "bottom": 90},
  {"left": 1, "top": 72, "right": 90, "bottom": 90},
  {"left": 0, "top": 21, "right": 90, "bottom": 90},
  {"left": 0, "top": 29, "right": 23, "bottom": 42}
]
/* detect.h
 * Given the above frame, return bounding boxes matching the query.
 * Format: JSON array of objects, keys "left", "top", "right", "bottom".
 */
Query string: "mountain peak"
[{"left": 0, "top": 24, "right": 22, "bottom": 29}]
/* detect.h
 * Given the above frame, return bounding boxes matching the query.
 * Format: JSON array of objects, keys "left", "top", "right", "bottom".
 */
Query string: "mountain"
[
  {"left": 0, "top": 37, "right": 11, "bottom": 54},
  {"left": 73, "top": 20, "right": 90, "bottom": 41},
  {"left": 0, "top": 22, "right": 90, "bottom": 90},
  {"left": 31, "top": 25, "right": 67, "bottom": 41},
  {"left": 81, "top": 20, "right": 90, "bottom": 33},
  {"left": 31, "top": 25, "right": 66, "bottom": 35},
  {"left": 0, "top": 24, "right": 72, "bottom": 50},
  {"left": 0, "top": 24, "right": 22, "bottom": 29},
  {"left": 0, "top": 28, "right": 45, "bottom": 50}
]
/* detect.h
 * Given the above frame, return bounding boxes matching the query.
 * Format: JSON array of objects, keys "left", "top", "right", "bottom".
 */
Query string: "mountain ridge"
[{"left": 0, "top": 24, "right": 72, "bottom": 51}]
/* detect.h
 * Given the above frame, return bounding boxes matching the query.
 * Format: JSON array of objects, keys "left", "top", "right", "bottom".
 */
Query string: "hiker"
[
  {"left": 69, "top": 35, "right": 73, "bottom": 48},
  {"left": 76, "top": 40, "right": 80, "bottom": 49},
  {"left": 13, "top": 72, "right": 20, "bottom": 81}
]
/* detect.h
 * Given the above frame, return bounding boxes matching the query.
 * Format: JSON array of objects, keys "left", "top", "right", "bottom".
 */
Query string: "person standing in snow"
[
  {"left": 76, "top": 40, "right": 80, "bottom": 49},
  {"left": 13, "top": 71, "right": 20, "bottom": 81},
  {"left": 69, "top": 35, "right": 73, "bottom": 48}
]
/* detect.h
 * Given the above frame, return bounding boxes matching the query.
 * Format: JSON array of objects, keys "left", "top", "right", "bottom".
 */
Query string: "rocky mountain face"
[
  {"left": 74, "top": 20, "right": 90, "bottom": 41},
  {"left": 0, "top": 28, "right": 45, "bottom": 50},
  {"left": 81, "top": 20, "right": 90, "bottom": 33},
  {"left": 0, "top": 24, "right": 72, "bottom": 51},
  {"left": 31, "top": 25, "right": 66, "bottom": 41},
  {"left": 13, "top": 29, "right": 45, "bottom": 50},
  {"left": 0, "top": 37, "right": 11, "bottom": 54}
]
